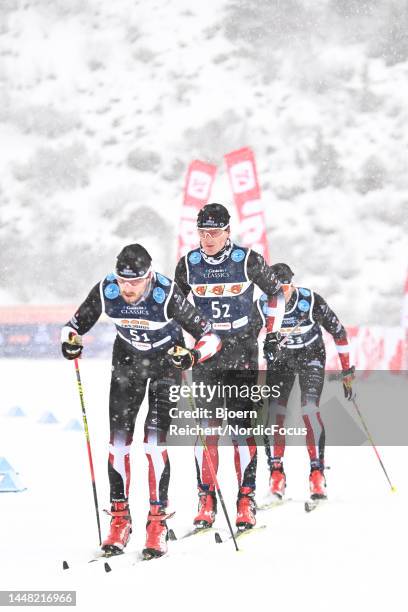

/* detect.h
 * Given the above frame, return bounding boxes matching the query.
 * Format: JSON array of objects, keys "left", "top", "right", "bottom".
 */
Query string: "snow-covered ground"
[
  {"left": 0, "top": 359, "right": 406, "bottom": 611},
  {"left": 1, "top": 2, "right": 407, "bottom": 608}
]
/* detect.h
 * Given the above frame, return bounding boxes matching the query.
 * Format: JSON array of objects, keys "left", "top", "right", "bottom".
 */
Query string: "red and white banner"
[
  {"left": 177, "top": 160, "right": 217, "bottom": 260},
  {"left": 324, "top": 326, "right": 406, "bottom": 371},
  {"left": 401, "top": 269, "right": 408, "bottom": 369},
  {"left": 224, "top": 147, "right": 269, "bottom": 261},
  {"left": 401, "top": 269, "right": 408, "bottom": 328}
]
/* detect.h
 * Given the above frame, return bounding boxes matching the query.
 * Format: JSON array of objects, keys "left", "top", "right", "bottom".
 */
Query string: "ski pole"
[
  {"left": 73, "top": 357, "right": 102, "bottom": 545},
  {"left": 182, "top": 372, "right": 239, "bottom": 552},
  {"left": 351, "top": 394, "right": 396, "bottom": 493}
]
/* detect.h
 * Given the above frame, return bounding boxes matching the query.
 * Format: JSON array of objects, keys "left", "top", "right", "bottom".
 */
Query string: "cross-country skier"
[
  {"left": 259, "top": 263, "right": 355, "bottom": 501},
  {"left": 174, "top": 203, "right": 286, "bottom": 530},
  {"left": 60, "top": 244, "right": 221, "bottom": 559}
]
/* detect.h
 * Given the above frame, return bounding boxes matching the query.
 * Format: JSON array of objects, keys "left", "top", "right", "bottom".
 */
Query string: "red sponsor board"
[
  {"left": 177, "top": 160, "right": 217, "bottom": 260},
  {"left": 0, "top": 305, "right": 406, "bottom": 366},
  {"left": 224, "top": 147, "right": 269, "bottom": 261}
]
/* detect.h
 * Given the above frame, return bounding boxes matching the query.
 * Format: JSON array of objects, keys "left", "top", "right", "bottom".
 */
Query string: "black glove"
[
  {"left": 62, "top": 333, "right": 83, "bottom": 361},
  {"left": 168, "top": 346, "right": 199, "bottom": 370},
  {"left": 342, "top": 366, "right": 355, "bottom": 400},
  {"left": 263, "top": 331, "right": 282, "bottom": 364}
]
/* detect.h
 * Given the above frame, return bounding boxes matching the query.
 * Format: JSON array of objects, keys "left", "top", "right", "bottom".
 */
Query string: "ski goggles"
[{"left": 197, "top": 226, "right": 229, "bottom": 239}]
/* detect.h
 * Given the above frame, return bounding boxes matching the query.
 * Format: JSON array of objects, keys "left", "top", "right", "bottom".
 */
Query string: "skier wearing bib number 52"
[
  {"left": 175, "top": 203, "right": 287, "bottom": 531},
  {"left": 60, "top": 244, "right": 221, "bottom": 559}
]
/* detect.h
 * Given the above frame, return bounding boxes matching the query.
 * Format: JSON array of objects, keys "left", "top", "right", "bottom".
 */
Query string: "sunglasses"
[
  {"left": 116, "top": 274, "right": 150, "bottom": 287},
  {"left": 197, "top": 226, "right": 229, "bottom": 239}
]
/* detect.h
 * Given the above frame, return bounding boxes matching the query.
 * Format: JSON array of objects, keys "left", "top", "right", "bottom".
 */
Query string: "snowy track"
[{"left": 0, "top": 360, "right": 406, "bottom": 611}]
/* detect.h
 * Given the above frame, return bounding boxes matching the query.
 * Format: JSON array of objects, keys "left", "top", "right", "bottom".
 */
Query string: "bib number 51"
[{"left": 130, "top": 330, "right": 150, "bottom": 342}]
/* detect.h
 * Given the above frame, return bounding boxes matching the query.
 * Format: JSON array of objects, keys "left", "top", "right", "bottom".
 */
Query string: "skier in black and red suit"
[
  {"left": 60, "top": 244, "right": 221, "bottom": 559},
  {"left": 175, "top": 203, "right": 286, "bottom": 530},
  {"left": 259, "top": 263, "right": 355, "bottom": 501}
]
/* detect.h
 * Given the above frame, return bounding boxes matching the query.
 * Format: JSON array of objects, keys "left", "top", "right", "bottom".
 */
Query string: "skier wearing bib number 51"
[
  {"left": 60, "top": 244, "right": 221, "bottom": 559},
  {"left": 175, "top": 203, "right": 287, "bottom": 531}
]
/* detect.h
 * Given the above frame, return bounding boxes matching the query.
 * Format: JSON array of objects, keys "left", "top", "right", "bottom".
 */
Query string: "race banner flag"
[
  {"left": 401, "top": 269, "right": 408, "bottom": 369},
  {"left": 401, "top": 269, "right": 408, "bottom": 328},
  {"left": 177, "top": 160, "right": 217, "bottom": 259},
  {"left": 224, "top": 147, "right": 269, "bottom": 261}
]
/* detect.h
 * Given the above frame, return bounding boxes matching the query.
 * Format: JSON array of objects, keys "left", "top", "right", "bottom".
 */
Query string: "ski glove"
[
  {"left": 61, "top": 327, "right": 83, "bottom": 361},
  {"left": 342, "top": 366, "right": 355, "bottom": 400},
  {"left": 263, "top": 331, "right": 282, "bottom": 364},
  {"left": 168, "top": 346, "right": 199, "bottom": 370}
]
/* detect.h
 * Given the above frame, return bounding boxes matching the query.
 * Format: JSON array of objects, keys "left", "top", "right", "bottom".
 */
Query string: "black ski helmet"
[
  {"left": 116, "top": 244, "right": 152, "bottom": 278},
  {"left": 197, "top": 203, "right": 230, "bottom": 230},
  {"left": 270, "top": 263, "right": 294, "bottom": 284}
]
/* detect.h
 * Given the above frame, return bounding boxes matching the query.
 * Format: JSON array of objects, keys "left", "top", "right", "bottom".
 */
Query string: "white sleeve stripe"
[
  {"left": 265, "top": 306, "right": 281, "bottom": 316},
  {"left": 268, "top": 292, "right": 286, "bottom": 333},
  {"left": 195, "top": 333, "right": 222, "bottom": 363},
  {"left": 336, "top": 344, "right": 350, "bottom": 353}
]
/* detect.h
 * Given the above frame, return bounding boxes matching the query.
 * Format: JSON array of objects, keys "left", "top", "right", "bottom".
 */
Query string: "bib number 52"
[{"left": 211, "top": 301, "right": 230, "bottom": 319}]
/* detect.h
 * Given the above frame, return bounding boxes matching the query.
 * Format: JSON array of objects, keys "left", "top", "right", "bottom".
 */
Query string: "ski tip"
[
  {"left": 214, "top": 532, "right": 222, "bottom": 544},
  {"left": 104, "top": 562, "right": 112, "bottom": 573},
  {"left": 168, "top": 528, "right": 177, "bottom": 541},
  {"left": 304, "top": 501, "right": 316, "bottom": 513},
  {"left": 62, "top": 560, "right": 69, "bottom": 570}
]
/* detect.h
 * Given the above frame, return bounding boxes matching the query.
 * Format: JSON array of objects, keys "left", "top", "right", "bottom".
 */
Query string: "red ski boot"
[
  {"left": 143, "top": 505, "right": 174, "bottom": 560},
  {"left": 236, "top": 486, "right": 256, "bottom": 530},
  {"left": 193, "top": 488, "right": 217, "bottom": 529},
  {"left": 309, "top": 468, "right": 327, "bottom": 500},
  {"left": 269, "top": 460, "right": 286, "bottom": 500},
  {"left": 102, "top": 501, "right": 132, "bottom": 556}
]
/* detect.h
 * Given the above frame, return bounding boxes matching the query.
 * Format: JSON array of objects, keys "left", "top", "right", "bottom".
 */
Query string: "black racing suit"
[
  {"left": 175, "top": 243, "right": 285, "bottom": 493},
  {"left": 63, "top": 273, "right": 212, "bottom": 506},
  {"left": 256, "top": 287, "right": 350, "bottom": 471}
]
